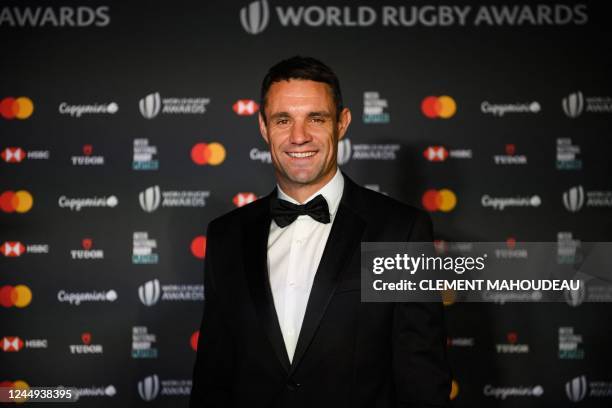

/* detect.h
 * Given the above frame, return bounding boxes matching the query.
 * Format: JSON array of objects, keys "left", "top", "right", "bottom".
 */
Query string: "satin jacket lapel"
[
  {"left": 244, "top": 191, "right": 292, "bottom": 373},
  {"left": 290, "top": 177, "right": 366, "bottom": 373}
]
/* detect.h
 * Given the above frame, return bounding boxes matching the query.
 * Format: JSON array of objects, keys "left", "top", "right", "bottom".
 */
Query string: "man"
[{"left": 190, "top": 56, "right": 450, "bottom": 408}]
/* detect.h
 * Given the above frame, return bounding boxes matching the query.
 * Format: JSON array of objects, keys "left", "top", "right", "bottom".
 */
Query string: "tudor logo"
[
  {"left": 138, "top": 375, "right": 160, "bottom": 401},
  {"left": 83, "top": 144, "right": 93, "bottom": 156},
  {"left": 240, "top": 0, "right": 270, "bottom": 35},
  {"left": 82, "top": 238, "right": 93, "bottom": 250},
  {"left": 1, "top": 242, "right": 25, "bottom": 257},
  {"left": 81, "top": 332, "right": 92, "bottom": 345}
]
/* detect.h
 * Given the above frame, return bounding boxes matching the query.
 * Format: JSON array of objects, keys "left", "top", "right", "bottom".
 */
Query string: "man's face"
[{"left": 259, "top": 79, "right": 351, "bottom": 191}]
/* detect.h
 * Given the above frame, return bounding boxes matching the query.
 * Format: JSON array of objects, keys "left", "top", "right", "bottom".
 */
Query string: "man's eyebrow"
[
  {"left": 270, "top": 112, "right": 291, "bottom": 120},
  {"left": 307, "top": 111, "right": 333, "bottom": 118}
]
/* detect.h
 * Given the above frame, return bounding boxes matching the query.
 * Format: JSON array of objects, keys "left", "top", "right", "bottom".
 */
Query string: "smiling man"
[{"left": 190, "top": 56, "right": 450, "bottom": 408}]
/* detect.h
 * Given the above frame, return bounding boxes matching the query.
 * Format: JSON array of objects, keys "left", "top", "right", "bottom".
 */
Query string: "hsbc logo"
[
  {"left": 424, "top": 146, "right": 448, "bottom": 162},
  {"left": 233, "top": 99, "right": 259, "bottom": 115},
  {"left": 1, "top": 336, "right": 23, "bottom": 351},
  {"left": 2, "top": 147, "right": 25, "bottom": 162},
  {"left": 424, "top": 146, "right": 472, "bottom": 162},
  {"left": 0, "top": 336, "right": 47, "bottom": 351},
  {"left": 1, "top": 242, "right": 25, "bottom": 257},
  {"left": 1, "top": 241, "right": 48, "bottom": 257},
  {"left": 1, "top": 147, "right": 49, "bottom": 163},
  {"left": 233, "top": 192, "right": 257, "bottom": 207},
  {"left": 240, "top": 0, "right": 270, "bottom": 34}
]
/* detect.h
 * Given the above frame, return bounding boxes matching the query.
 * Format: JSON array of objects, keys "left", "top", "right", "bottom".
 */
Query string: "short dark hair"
[{"left": 260, "top": 56, "right": 343, "bottom": 123}]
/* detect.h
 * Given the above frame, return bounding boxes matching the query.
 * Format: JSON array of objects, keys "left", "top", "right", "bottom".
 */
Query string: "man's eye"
[
  {"left": 311, "top": 117, "right": 325, "bottom": 123},
  {"left": 276, "top": 119, "right": 289, "bottom": 125}
]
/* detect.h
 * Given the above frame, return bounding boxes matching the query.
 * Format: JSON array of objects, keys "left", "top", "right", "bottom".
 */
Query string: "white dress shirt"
[{"left": 267, "top": 168, "right": 344, "bottom": 362}]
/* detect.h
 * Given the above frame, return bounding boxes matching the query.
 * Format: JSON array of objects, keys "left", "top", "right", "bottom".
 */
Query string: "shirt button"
[
  {"left": 289, "top": 281, "right": 296, "bottom": 288},
  {"left": 295, "top": 239, "right": 303, "bottom": 245}
]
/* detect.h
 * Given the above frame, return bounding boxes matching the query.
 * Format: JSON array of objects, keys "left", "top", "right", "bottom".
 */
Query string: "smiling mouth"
[{"left": 286, "top": 151, "right": 316, "bottom": 158}]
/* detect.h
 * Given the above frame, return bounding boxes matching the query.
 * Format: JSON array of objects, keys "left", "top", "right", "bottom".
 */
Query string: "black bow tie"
[{"left": 270, "top": 194, "right": 331, "bottom": 228}]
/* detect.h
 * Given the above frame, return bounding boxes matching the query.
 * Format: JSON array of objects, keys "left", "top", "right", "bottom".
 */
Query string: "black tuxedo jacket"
[{"left": 190, "top": 174, "right": 450, "bottom": 408}]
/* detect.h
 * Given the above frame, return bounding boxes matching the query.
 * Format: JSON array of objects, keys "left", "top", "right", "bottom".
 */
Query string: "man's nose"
[{"left": 289, "top": 120, "right": 312, "bottom": 144}]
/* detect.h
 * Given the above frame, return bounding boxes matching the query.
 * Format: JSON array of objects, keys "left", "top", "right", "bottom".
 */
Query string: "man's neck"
[{"left": 277, "top": 168, "right": 338, "bottom": 204}]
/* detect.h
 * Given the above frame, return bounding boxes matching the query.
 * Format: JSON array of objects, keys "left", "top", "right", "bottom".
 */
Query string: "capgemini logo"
[
  {"left": 137, "top": 374, "right": 160, "bottom": 401},
  {"left": 562, "top": 91, "right": 584, "bottom": 118},
  {"left": 240, "top": 0, "right": 269, "bottom": 35},
  {"left": 563, "top": 186, "right": 585, "bottom": 212},
  {"left": 139, "top": 92, "right": 161, "bottom": 119},
  {"left": 138, "top": 279, "right": 161, "bottom": 306},
  {"left": 139, "top": 186, "right": 161, "bottom": 212},
  {"left": 337, "top": 138, "right": 351, "bottom": 165},
  {"left": 565, "top": 375, "right": 588, "bottom": 402}
]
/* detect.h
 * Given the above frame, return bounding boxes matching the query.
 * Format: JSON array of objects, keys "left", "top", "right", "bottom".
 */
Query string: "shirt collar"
[{"left": 276, "top": 168, "right": 344, "bottom": 219}]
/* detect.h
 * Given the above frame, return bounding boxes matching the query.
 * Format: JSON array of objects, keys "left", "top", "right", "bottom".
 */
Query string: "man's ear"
[
  {"left": 258, "top": 113, "right": 269, "bottom": 145},
  {"left": 337, "top": 107, "right": 352, "bottom": 140}
]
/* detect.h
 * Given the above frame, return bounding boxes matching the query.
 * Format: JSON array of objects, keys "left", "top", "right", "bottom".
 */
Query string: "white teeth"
[{"left": 288, "top": 151, "right": 315, "bottom": 158}]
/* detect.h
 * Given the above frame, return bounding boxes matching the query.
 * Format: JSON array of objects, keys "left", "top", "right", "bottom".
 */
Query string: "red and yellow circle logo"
[
  {"left": 191, "top": 142, "right": 226, "bottom": 166},
  {"left": 0, "top": 380, "right": 30, "bottom": 403},
  {"left": 422, "top": 189, "right": 457, "bottom": 212},
  {"left": 0, "top": 97, "right": 34, "bottom": 120},
  {"left": 0, "top": 285, "right": 32, "bottom": 308},
  {"left": 450, "top": 379, "right": 459, "bottom": 400},
  {"left": 190, "top": 236, "right": 206, "bottom": 259},
  {"left": 421, "top": 96, "right": 456, "bottom": 119},
  {"left": 0, "top": 191, "right": 33, "bottom": 213}
]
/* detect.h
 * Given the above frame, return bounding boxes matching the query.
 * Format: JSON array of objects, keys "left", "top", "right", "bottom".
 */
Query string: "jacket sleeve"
[
  {"left": 392, "top": 210, "right": 451, "bottom": 408},
  {"left": 190, "top": 220, "right": 234, "bottom": 407}
]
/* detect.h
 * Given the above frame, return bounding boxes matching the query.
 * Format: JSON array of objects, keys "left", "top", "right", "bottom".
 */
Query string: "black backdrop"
[{"left": 2, "top": 0, "right": 612, "bottom": 406}]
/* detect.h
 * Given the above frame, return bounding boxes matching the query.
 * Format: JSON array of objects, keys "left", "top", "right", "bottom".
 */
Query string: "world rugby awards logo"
[
  {"left": 566, "top": 375, "right": 588, "bottom": 402},
  {"left": 562, "top": 91, "right": 584, "bottom": 118},
  {"left": 138, "top": 279, "right": 161, "bottom": 306},
  {"left": 563, "top": 186, "right": 585, "bottom": 212},
  {"left": 138, "top": 374, "right": 160, "bottom": 401},
  {"left": 337, "top": 139, "right": 351, "bottom": 165},
  {"left": 139, "top": 186, "right": 161, "bottom": 212},
  {"left": 139, "top": 93, "right": 161, "bottom": 119},
  {"left": 240, "top": 0, "right": 269, "bottom": 35}
]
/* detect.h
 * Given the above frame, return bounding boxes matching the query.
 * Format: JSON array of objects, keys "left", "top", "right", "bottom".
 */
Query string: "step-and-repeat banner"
[{"left": 2, "top": 0, "right": 611, "bottom": 406}]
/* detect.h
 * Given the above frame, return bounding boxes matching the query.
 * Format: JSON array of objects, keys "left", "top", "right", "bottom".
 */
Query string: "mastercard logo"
[
  {"left": 0, "top": 191, "right": 33, "bottom": 213},
  {"left": 0, "top": 285, "right": 32, "bottom": 308},
  {"left": 0, "top": 97, "right": 34, "bottom": 120},
  {"left": 190, "top": 330, "right": 199, "bottom": 351},
  {"left": 0, "top": 380, "right": 30, "bottom": 403},
  {"left": 190, "top": 236, "right": 206, "bottom": 259},
  {"left": 422, "top": 189, "right": 457, "bottom": 212},
  {"left": 450, "top": 380, "right": 459, "bottom": 400},
  {"left": 191, "top": 142, "right": 226, "bottom": 166},
  {"left": 421, "top": 96, "right": 456, "bottom": 119}
]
